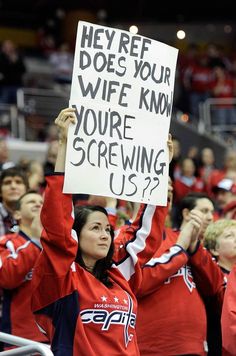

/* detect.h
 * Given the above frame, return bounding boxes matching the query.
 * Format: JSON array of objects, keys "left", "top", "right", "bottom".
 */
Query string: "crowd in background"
[
  {"left": 177, "top": 42, "right": 236, "bottom": 121},
  {"left": 1, "top": 38, "right": 236, "bottom": 139},
  {"left": 0, "top": 33, "right": 236, "bottom": 355}
]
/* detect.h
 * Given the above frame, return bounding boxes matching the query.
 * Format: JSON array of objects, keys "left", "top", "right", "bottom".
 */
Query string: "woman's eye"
[
  {"left": 92, "top": 225, "right": 99, "bottom": 230},
  {"left": 106, "top": 228, "right": 111, "bottom": 234}
]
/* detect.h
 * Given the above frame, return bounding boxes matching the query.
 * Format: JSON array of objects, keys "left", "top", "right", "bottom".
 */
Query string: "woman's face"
[
  {"left": 79, "top": 211, "right": 112, "bottom": 269},
  {"left": 216, "top": 227, "right": 236, "bottom": 261},
  {"left": 182, "top": 158, "right": 195, "bottom": 177},
  {"left": 201, "top": 148, "right": 214, "bottom": 165}
]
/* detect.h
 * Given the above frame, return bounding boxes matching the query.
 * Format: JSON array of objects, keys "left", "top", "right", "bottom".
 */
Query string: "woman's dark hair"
[{"left": 73, "top": 205, "right": 114, "bottom": 288}]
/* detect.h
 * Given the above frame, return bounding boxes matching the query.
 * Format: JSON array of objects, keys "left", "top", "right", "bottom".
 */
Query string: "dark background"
[{"left": 0, "top": 0, "right": 235, "bottom": 28}]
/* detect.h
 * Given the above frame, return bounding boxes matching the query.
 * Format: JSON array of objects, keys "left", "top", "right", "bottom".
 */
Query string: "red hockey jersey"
[
  {"left": 136, "top": 227, "right": 226, "bottom": 356},
  {"left": 221, "top": 263, "right": 236, "bottom": 356},
  {"left": 0, "top": 231, "right": 48, "bottom": 343},
  {"left": 31, "top": 174, "right": 167, "bottom": 356}
]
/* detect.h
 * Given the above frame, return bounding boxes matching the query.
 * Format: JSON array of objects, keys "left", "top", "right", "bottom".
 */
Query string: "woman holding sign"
[{"left": 31, "top": 107, "right": 176, "bottom": 356}]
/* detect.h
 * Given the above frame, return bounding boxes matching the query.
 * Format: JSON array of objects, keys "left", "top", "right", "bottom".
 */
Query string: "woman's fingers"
[
  {"left": 55, "top": 107, "right": 76, "bottom": 125},
  {"left": 54, "top": 108, "right": 77, "bottom": 143}
]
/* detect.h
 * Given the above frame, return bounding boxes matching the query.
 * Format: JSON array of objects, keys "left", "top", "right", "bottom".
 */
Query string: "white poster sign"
[{"left": 63, "top": 21, "right": 178, "bottom": 205}]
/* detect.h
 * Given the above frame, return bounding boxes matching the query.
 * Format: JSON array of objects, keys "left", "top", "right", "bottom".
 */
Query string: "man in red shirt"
[
  {"left": 0, "top": 190, "right": 49, "bottom": 347},
  {"left": 0, "top": 166, "right": 29, "bottom": 351},
  {"left": 136, "top": 192, "right": 226, "bottom": 356}
]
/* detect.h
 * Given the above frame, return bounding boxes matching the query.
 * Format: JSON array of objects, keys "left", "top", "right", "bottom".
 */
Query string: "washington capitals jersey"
[
  {"left": 221, "top": 263, "right": 236, "bottom": 356},
  {"left": 0, "top": 231, "right": 49, "bottom": 343},
  {"left": 136, "top": 227, "right": 226, "bottom": 356},
  {"left": 31, "top": 174, "right": 167, "bottom": 356}
]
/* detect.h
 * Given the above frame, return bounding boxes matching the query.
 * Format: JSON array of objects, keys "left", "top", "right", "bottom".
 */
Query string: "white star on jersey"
[
  {"left": 114, "top": 297, "right": 119, "bottom": 302},
  {"left": 101, "top": 296, "right": 107, "bottom": 302}
]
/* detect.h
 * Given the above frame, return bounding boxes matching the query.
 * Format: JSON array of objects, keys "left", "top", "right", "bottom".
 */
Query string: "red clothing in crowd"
[
  {"left": 222, "top": 200, "right": 236, "bottom": 220},
  {"left": 31, "top": 175, "right": 167, "bottom": 356},
  {"left": 184, "top": 60, "right": 214, "bottom": 93},
  {"left": 198, "top": 165, "right": 220, "bottom": 197},
  {"left": 136, "top": 227, "right": 226, "bottom": 356},
  {"left": 0, "top": 231, "right": 48, "bottom": 343},
  {"left": 208, "top": 169, "right": 228, "bottom": 192},
  {"left": 210, "top": 74, "right": 235, "bottom": 106},
  {"left": 221, "top": 263, "right": 236, "bottom": 356},
  {"left": 173, "top": 176, "right": 204, "bottom": 204}
]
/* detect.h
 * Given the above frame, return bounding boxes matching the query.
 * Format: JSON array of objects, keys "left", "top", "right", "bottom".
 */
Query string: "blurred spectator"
[
  {"left": 177, "top": 43, "right": 199, "bottom": 113},
  {"left": 164, "top": 176, "right": 174, "bottom": 228},
  {"left": 198, "top": 147, "right": 218, "bottom": 196},
  {"left": 0, "top": 167, "right": 29, "bottom": 236},
  {"left": 0, "top": 40, "right": 26, "bottom": 105},
  {"left": 223, "top": 150, "right": 236, "bottom": 182},
  {"left": 172, "top": 158, "right": 204, "bottom": 228},
  {"left": 25, "top": 160, "right": 45, "bottom": 193},
  {"left": 173, "top": 158, "right": 204, "bottom": 204},
  {"left": 212, "top": 178, "right": 236, "bottom": 218},
  {"left": 43, "top": 140, "right": 59, "bottom": 175},
  {"left": 187, "top": 145, "right": 200, "bottom": 174},
  {"left": 183, "top": 53, "right": 214, "bottom": 119},
  {"left": 49, "top": 42, "right": 74, "bottom": 87},
  {"left": 206, "top": 43, "right": 232, "bottom": 71},
  {"left": 169, "top": 136, "right": 182, "bottom": 181},
  {"left": 36, "top": 28, "right": 56, "bottom": 57},
  {"left": 45, "top": 123, "right": 59, "bottom": 142},
  {"left": 210, "top": 63, "right": 236, "bottom": 127},
  {"left": 0, "top": 137, "right": 15, "bottom": 172},
  {"left": 208, "top": 149, "right": 236, "bottom": 190},
  {"left": 178, "top": 43, "right": 199, "bottom": 79}
]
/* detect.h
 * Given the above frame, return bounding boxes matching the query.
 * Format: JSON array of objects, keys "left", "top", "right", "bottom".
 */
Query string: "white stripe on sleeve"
[
  {"left": 115, "top": 205, "right": 156, "bottom": 280},
  {"left": 145, "top": 245, "right": 184, "bottom": 267}
]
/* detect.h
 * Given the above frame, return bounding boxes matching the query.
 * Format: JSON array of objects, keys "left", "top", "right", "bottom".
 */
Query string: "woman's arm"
[
  {"left": 31, "top": 108, "right": 78, "bottom": 311},
  {"left": 112, "top": 135, "right": 173, "bottom": 293},
  {"left": 54, "top": 107, "right": 76, "bottom": 172}
]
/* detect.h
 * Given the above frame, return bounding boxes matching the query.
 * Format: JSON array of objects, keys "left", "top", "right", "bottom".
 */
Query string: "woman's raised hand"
[{"left": 54, "top": 107, "right": 76, "bottom": 144}]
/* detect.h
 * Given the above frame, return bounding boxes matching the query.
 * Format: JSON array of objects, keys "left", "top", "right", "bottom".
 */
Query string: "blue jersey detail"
[{"left": 36, "top": 291, "right": 80, "bottom": 356}]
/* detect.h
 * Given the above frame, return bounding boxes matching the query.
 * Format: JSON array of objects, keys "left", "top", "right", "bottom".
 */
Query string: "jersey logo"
[
  {"left": 80, "top": 292, "right": 135, "bottom": 348},
  {"left": 165, "top": 265, "right": 196, "bottom": 292}
]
